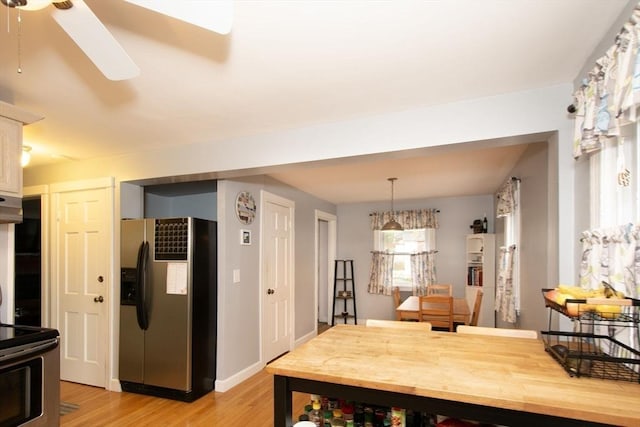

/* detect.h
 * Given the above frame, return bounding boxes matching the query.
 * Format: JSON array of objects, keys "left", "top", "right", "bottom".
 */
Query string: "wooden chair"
[
  {"left": 393, "top": 287, "right": 401, "bottom": 320},
  {"left": 418, "top": 295, "right": 454, "bottom": 332},
  {"left": 456, "top": 325, "right": 538, "bottom": 339},
  {"left": 426, "top": 284, "right": 453, "bottom": 296},
  {"left": 366, "top": 319, "right": 432, "bottom": 331},
  {"left": 469, "top": 289, "right": 483, "bottom": 326}
]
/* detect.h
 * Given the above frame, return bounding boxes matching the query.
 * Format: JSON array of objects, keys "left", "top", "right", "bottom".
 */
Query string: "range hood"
[{"left": 0, "top": 195, "right": 22, "bottom": 224}]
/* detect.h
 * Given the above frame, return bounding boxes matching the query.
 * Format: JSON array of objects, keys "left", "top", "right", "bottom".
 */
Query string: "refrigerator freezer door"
[
  {"left": 119, "top": 219, "right": 146, "bottom": 383},
  {"left": 121, "top": 219, "right": 145, "bottom": 268},
  {"left": 119, "top": 305, "right": 144, "bottom": 383}
]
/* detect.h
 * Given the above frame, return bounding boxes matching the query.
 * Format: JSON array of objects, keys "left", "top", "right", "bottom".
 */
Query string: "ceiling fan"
[{"left": 0, "top": 0, "right": 233, "bottom": 81}]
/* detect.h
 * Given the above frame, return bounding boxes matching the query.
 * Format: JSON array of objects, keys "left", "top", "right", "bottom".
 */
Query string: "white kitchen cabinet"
[
  {"left": 464, "top": 233, "right": 495, "bottom": 327},
  {"left": 0, "top": 101, "right": 43, "bottom": 199},
  {"left": 0, "top": 116, "right": 23, "bottom": 197}
]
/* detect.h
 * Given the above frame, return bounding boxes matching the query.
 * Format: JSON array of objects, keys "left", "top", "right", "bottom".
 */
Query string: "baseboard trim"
[
  {"left": 214, "top": 361, "right": 263, "bottom": 392},
  {"left": 295, "top": 329, "right": 316, "bottom": 347}
]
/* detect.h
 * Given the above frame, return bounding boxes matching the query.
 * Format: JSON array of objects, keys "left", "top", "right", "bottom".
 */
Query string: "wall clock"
[{"left": 235, "top": 191, "right": 256, "bottom": 225}]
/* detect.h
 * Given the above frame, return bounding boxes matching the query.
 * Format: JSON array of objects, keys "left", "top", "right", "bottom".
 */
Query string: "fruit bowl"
[{"left": 542, "top": 288, "right": 638, "bottom": 321}]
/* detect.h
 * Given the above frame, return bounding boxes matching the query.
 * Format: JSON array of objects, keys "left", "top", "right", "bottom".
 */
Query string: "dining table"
[
  {"left": 396, "top": 295, "right": 470, "bottom": 323},
  {"left": 266, "top": 324, "right": 640, "bottom": 427}
]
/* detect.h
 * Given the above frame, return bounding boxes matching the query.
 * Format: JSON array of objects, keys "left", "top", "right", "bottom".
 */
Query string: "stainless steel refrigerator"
[{"left": 119, "top": 217, "right": 217, "bottom": 402}]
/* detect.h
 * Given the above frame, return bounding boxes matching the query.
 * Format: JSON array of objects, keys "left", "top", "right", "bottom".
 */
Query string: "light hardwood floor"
[{"left": 60, "top": 369, "right": 308, "bottom": 426}]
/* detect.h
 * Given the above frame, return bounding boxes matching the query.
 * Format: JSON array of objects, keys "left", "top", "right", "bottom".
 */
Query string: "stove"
[
  {"left": 0, "top": 324, "right": 59, "bottom": 352},
  {"left": 0, "top": 323, "right": 60, "bottom": 427}
]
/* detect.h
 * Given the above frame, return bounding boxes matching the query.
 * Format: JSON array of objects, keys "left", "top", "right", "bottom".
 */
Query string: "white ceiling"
[{"left": 0, "top": 0, "right": 630, "bottom": 204}]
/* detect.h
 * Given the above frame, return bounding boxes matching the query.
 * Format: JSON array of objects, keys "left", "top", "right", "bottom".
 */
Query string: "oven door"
[{"left": 0, "top": 338, "right": 60, "bottom": 427}]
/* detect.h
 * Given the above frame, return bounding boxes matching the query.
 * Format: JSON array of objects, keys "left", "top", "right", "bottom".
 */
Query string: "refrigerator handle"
[{"left": 135, "top": 241, "right": 150, "bottom": 330}]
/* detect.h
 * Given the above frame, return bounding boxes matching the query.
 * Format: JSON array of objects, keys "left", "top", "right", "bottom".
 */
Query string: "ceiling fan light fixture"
[
  {"left": 382, "top": 177, "right": 403, "bottom": 232},
  {"left": 52, "top": 1, "right": 72, "bottom": 10},
  {"left": 1, "top": 0, "right": 24, "bottom": 7},
  {"left": 21, "top": 145, "right": 32, "bottom": 167}
]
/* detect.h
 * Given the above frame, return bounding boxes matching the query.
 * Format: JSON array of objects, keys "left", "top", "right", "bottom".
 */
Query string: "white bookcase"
[{"left": 464, "top": 233, "right": 495, "bottom": 327}]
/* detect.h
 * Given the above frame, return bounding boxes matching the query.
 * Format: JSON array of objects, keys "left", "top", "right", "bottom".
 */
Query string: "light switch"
[{"left": 233, "top": 269, "right": 240, "bottom": 284}]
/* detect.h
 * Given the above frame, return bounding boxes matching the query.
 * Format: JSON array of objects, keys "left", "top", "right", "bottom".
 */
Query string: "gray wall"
[
  {"left": 216, "top": 176, "right": 335, "bottom": 382},
  {"left": 495, "top": 142, "right": 551, "bottom": 332},
  {"left": 18, "top": 83, "right": 577, "bottom": 391},
  {"left": 336, "top": 194, "right": 494, "bottom": 322}
]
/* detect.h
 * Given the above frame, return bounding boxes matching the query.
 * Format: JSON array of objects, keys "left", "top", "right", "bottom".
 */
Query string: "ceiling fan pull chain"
[{"left": 16, "top": 5, "right": 21, "bottom": 73}]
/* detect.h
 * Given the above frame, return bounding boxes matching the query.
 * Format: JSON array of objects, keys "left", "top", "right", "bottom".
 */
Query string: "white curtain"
[
  {"left": 579, "top": 224, "right": 640, "bottom": 359},
  {"left": 370, "top": 208, "right": 438, "bottom": 230},
  {"left": 579, "top": 223, "right": 640, "bottom": 298},
  {"left": 369, "top": 209, "right": 438, "bottom": 295},
  {"left": 572, "top": 5, "right": 640, "bottom": 159},
  {"left": 367, "top": 251, "right": 394, "bottom": 295},
  {"left": 495, "top": 177, "right": 520, "bottom": 323},
  {"left": 495, "top": 245, "right": 517, "bottom": 323},
  {"left": 410, "top": 251, "right": 437, "bottom": 296}
]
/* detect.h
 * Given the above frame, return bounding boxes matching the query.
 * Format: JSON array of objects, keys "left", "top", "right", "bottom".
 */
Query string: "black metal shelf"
[
  {"left": 331, "top": 260, "right": 357, "bottom": 326},
  {"left": 541, "top": 289, "right": 640, "bottom": 382}
]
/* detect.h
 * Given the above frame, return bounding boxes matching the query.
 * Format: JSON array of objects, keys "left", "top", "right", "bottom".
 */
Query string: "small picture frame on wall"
[{"left": 240, "top": 229, "right": 251, "bottom": 245}]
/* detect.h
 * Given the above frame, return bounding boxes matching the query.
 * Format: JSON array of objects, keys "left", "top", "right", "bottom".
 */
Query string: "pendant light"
[{"left": 382, "top": 177, "right": 403, "bottom": 231}]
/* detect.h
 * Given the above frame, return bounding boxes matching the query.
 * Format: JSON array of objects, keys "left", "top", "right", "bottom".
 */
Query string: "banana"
[{"left": 554, "top": 282, "right": 625, "bottom": 301}]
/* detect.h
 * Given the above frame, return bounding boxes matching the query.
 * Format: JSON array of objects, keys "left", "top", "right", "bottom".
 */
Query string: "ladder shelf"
[{"left": 331, "top": 259, "right": 357, "bottom": 325}]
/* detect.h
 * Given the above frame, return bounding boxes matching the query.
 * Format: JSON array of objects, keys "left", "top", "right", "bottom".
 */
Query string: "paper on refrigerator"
[{"left": 166, "top": 262, "right": 188, "bottom": 295}]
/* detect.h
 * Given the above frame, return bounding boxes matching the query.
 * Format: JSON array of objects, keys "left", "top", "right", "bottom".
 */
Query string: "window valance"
[
  {"left": 572, "top": 4, "right": 640, "bottom": 158},
  {"left": 370, "top": 209, "right": 438, "bottom": 230}
]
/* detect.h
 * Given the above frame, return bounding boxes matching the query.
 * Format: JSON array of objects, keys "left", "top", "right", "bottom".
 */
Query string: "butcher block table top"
[{"left": 266, "top": 324, "right": 640, "bottom": 426}]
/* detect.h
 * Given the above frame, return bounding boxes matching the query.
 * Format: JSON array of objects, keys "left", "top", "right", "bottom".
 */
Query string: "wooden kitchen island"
[{"left": 265, "top": 324, "right": 640, "bottom": 426}]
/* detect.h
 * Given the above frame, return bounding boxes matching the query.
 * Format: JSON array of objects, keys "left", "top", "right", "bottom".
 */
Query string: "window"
[
  {"left": 373, "top": 228, "right": 436, "bottom": 287},
  {"left": 590, "top": 122, "right": 639, "bottom": 228}
]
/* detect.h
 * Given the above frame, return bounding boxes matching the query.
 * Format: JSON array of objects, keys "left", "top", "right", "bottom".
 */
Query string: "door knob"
[
  {"left": 267, "top": 289, "right": 275, "bottom": 295},
  {"left": 94, "top": 295, "right": 104, "bottom": 303},
  {"left": 97, "top": 276, "right": 104, "bottom": 283}
]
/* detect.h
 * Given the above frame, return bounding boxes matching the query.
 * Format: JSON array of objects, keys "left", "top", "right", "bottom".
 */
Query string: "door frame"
[
  {"left": 260, "top": 190, "right": 295, "bottom": 363},
  {"left": 314, "top": 210, "right": 336, "bottom": 334},
  {"left": 50, "top": 177, "right": 115, "bottom": 389},
  {"left": 23, "top": 185, "right": 50, "bottom": 327}
]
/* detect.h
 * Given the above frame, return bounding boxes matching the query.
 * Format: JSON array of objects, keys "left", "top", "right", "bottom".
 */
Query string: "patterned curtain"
[
  {"left": 579, "top": 224, "right": 640, "bottom": 357},
  {"left": 495, "top": 245, "right": 516, "bottom": 323},
  {"left": 496, "top": 179, "right": 516, "bottom": 217},
  {"left": 370, "top": 208, "right": 438, "bottom": 230},
  {"left": 410, "top": 251, "right": 437, "bottom": 296},
  {"left": 367, "top": 251, "right": 395, "bottom": 295},
  {"left": 579, "top": 223, "right": 640, "bottom": 299},
  {"left": 572, "top": 6, "right": 640, "bottom": 158}
]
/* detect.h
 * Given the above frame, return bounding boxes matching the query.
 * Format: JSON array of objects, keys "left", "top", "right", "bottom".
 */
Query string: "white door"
[
  {"left": 54, "top": 181, "right": 112, "bottom": 387},
  {"left": 262, "top": 192, "right": 294, "bottom": 362}
]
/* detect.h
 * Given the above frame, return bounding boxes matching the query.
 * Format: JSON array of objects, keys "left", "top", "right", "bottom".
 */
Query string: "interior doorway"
[
  {"left": 315, "top": 210, "right": 337, "bottom": 334},
  {"left": 14, "top": 197, "right": 41, "bottom": 326}
]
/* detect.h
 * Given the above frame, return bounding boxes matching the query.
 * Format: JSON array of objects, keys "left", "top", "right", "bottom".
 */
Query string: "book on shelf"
[{"left": 467, "top": 266, "right": 483, "bottom": 286}]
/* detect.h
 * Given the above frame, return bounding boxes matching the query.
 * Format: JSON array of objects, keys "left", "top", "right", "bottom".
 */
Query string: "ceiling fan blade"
[
  {"left": 123, "top": 0, "right": 233, "bottom": 35},
  {"left": 51, "top": 0, "right": 140, "bottom": 80}
]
